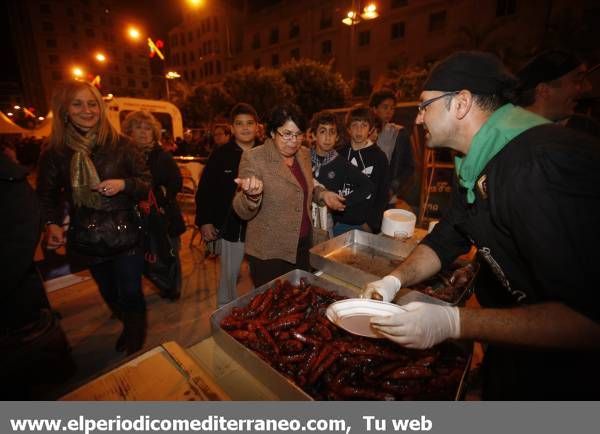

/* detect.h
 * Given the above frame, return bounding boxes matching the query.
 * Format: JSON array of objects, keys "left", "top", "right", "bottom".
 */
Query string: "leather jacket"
[{"left": 37, "top": 136, "right": 151, "bottom": 226}]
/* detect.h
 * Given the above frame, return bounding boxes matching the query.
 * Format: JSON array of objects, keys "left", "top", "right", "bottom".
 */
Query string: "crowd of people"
[{"left": 1, "top": 47, "right": 599, "bottom": 400}]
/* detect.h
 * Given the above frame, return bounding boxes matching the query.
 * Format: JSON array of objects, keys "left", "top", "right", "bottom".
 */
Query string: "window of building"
[
  {"left": 171, "top": 34, "right": 178, "bottom": 47},
  {"left": 113, "top": 64, "right": 119, "bottom": 72},
  {"left": 139, "top": 67, "right": 147, "bottom": 75},
  {"left": 40, "top": 4, "right": 51, "bottom": 15},
  {"left": 321, "top": 39, "right": 332, "bottom": 55},
  {"left": 115, "top": 76, "right": 121, "bottom": 85},
  {"left": 180, "top": 33, "right": 185, "bottom": 45},
  {"left": 100, "top": 16, "right": 106, "bottom": 25},
  {"left": 184, "top": 70, "right": 189, "bottom": 81},
  {"left": 42, "top": 22, "right": 54, "bottom": 32},
  {"left": 429, "top": 11, "right": 447, "bottom": 32},
  {"left": 198, "top": 48, "right": 203, "bottom": 57},
  {"left": 103, "top": 31, "right": 109, "bottom": 42},
  {"left": 191, "top": 70, "right": 196, "bottom": 80},
  {"left": 320, "top": 8, "right": 332, "bottom": 29},
  {"left": 214, "top": 17, "right": 219, "bottom": 32},
  {"left": 174, "top": 53, "right": 180, "bottom": 66},
  {"left": 124, "top": 51, "right": 132, "bottom": 61},
  {"left": 48, "top": 54, "right": 60, "bottom": 65},
  {"left": 52, "top": 71, "right": 62, "bottom": 81},
  {"left": 199, "top": 68, "right": 204, "bottom": 79},
  {"left": 496, "top": 0, "right": 517, "bottom": 17},
  {"left": 254, "top": 58, "right": 261, "bottom": 69},
  {"left": 66, "top": 7, "right": 74, "bottom": 17},
  {"left": 126, "top": 66, "right": 134, "bottom": 74},
  {"left": 128, "top": 78, "right": 136, "bottom": 88},
  {"left": 182, "top": 52, "right": 187, "bottom": 65},
  {"left": 46, "top": 39, "right": 57, "bottom": 48},
  {"left": 358, "top": 30, "right": 371, "bottom": 46},
  {"left": 206, "top": 18, "right": 211, "bottom": 32},
  {"left": 214, "top": 40, "right": 220, "bottom": 53},
  {"left": 190, "top": 51, "right": 195, "bottom": 62},
  {"left": 201, "top": 20, "right": 206, "bottom": 33},
  {"left": 196, "top": 28, "right": 201, "bottom": 38},
  {"left": 290, "top": 47, "right": 300, "bottom": 60},
  {"left": 207, "top": 40, "right": 213, "bottom": 54},
  {"left": 272, "top": 53, "right": 279, "bottom": 67},
  {"left": 188, "top": 31, "right": 193, "bottom": 42},
  {"left": 216, "top": 60, "right": 221, "bottom": 75},
  {"left": 83, "top": 13, "right": 93, "bottom": 23},
  {"left": 69, "top": 24, "right": 77, "bottom": 33},
  {"left": 391, "top": 21, "right": 405, "bottom": 40},
  {"left": 208, "top": 62, "right": 213, "bottom": 75},
  {"left": 85, "top": 28, "right": 95, "bottom": 38},
  {"left": 252, "top": 32, "right": 261, "bottom": 50},
  {"left": 391, "top": 0, "right": 408, "bottom": 8},
  {"left": 142, "top": 81, "right": 149, "bottom": 88},
  {"left": 269, "top": 27, "right": 279, "bottom": 44},
  {"left": 289, "top": 21, "right": 300, "bottom": 39}
]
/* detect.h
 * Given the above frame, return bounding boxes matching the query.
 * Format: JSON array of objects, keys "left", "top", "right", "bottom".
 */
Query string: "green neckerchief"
[{"left": 455, "top": 104, "right": 550, "bottom": 204}]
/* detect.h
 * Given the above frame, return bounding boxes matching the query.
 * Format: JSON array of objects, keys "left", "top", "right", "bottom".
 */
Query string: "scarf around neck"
[
  {"left": 66, "top": 122, "right": 103, "bottom": 209},
  {"left": 455, "top": 104, "right": 550, "bottom": 204},
  {"left": 311, "top": 148, "right": 338, "bottom": 178}
]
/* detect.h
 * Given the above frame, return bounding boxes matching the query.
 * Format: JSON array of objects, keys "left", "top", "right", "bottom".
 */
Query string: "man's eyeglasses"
[
  {"left": 417, "top": 91, "right": 459, "bottom": 114},
  {"left": 276, "top": 129, "right": 303, "bottom": 141}
]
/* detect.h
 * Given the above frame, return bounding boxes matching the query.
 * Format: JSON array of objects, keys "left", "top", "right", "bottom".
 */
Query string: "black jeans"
[
  {"left": 89, "top": 252, "right": 145, "bottom": 313},
  {"left": 248, "top": 236, "right": 310, "bottom": 287}
]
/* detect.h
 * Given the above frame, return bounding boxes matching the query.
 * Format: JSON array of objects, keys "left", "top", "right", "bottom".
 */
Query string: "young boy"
[
  {"left": 195, "top": 103, "right": 259, "bottom": 307},
  {"left": 369, "top": 89, "right": 415, "bottom": 208},
  {"left": 309, "top": 111, "right": 374, "bottom": 237},
  {"left": 337, "top": 106, "right": 390, "bottom": 235}
]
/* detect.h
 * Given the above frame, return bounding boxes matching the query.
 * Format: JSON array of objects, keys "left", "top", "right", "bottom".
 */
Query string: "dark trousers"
[
  {"left": 248, "top": 236, "right": 310, "bottom": 287},
  {"left": 89, "top": 252, "right": 145, "bottom": 313}
]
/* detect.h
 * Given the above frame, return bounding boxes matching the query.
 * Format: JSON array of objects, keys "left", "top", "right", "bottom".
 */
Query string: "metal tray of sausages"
[
  {"left": 210, "top": 269, "right": 472, "bottom": 401},
  {"left": 309, "top": 230, "right": 419, "bottom": 289},
  {"left": 210, "top": 269, "right": 360, "bottom": 400}
]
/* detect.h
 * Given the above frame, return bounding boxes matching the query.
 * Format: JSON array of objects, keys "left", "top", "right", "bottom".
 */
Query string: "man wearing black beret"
[
  {"left": 516, "top": 49, "right": 590, "bottom": 122},
  {"left": 362, "top": 51, "right": 600, "bottom": 399}
]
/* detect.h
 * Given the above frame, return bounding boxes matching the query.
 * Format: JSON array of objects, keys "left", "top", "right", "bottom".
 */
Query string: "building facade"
[
  {"left": 8, "top": 0, "right": 154, "bottom": 114},
  {"left": 168, "top": 0, "right": 594, "bottom": 90}
]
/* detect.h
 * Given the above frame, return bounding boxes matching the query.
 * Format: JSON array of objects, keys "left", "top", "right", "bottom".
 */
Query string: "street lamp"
[
  {"left": 72, "top": 67, "right": 85, "bottom": 79},
  {"left": 14, "top": 105, "right": 20, "bottom": 110},
  {"left": 342, "top": 2, "right": 379, "bottom": 84},
  {"left": 187, "top": 0, "right": 205, "bottom": 7},
  {"left": 127, "top": 26, "right": 141, "bottom": 41},
  {"left": 95, "top": 52, "right": 107, "bottom": 63},
  {"left": 165, "top": 71, "right": 181, "bottom": 101}
]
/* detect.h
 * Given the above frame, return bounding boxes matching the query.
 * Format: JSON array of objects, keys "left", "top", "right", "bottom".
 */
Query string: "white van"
[{"left": 104, "top": 96, "right": 184, "bottom": 139}]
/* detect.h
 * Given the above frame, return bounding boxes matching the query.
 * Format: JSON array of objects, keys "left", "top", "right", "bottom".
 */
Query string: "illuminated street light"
[
  {"left": 361, "top": 3, "right": 378, "bottom": 20},
  {"left": 38, "top": 116, "right": 45, "bottom": 121},
  {"left": 165, "top": 71, "right": 181, "bottom": 79},
  {"left": 7, "top": 112, "right": 14, "bottom": 116},
  {"left": 72, "top": 67, "right": 85, "bottom": 78},
  {"left": 95, "top": 52, "right": 107, "bottom": 62},
  {"left": 127, "top": 26, "right": 141, "bottom": 40},
  {"left": 342, "top": 10, "right": 359, "bottom": 26},
  {"left": 187, "top": 0, "right": 205, "bottom": 7},
  {"left": 14, "top": 105, "right": 21, "bottom": 110}
]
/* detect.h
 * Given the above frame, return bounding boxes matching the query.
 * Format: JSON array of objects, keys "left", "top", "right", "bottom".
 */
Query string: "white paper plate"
[{"left": 326, "top": 299, "right": 406, "bottom": 338}]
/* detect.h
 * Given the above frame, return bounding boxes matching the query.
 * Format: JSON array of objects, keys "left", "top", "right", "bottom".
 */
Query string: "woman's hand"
[
  {"left": 321, "top": 191, "right": 346, "bottom": 212},
  {"left": 94, "top": 179, "right": 126, "bottom": 197},
  {"left": 45, "top": 224, "right": 66, "bottom": 249},
  {"left": 234, "top": 176, "right": 263, "bottom": 200}
]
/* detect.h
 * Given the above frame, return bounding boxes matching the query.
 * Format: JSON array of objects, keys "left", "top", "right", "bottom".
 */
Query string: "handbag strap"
[{"left": 147, "top": 188, "right": 161, "bottom": 212}]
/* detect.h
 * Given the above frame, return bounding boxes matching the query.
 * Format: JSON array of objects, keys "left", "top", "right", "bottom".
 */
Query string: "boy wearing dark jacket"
[
  {"left": 337, "top": 106, "right": 390, "bottom": 235},
  {"left": 195, "top": 103, "right": 259, "bottom": 307},
  {"left": 309, "top": 111, "right": 374, "bottom": 236}
]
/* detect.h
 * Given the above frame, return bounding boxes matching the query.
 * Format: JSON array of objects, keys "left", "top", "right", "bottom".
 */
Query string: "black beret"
[
  {"left": 517, "top": 50, "right": 581, "bottom": 90},
  {"left": 423, "top": 51, "right": 517, "bottom": 94}
]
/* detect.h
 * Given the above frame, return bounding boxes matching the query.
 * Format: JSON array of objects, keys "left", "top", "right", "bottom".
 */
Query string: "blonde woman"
[
  {"left": 122, "top": 111, "right": 185, "bottom": 300},
  {"left": 37, "top": 81, "right": 150, "bottom": 355}
]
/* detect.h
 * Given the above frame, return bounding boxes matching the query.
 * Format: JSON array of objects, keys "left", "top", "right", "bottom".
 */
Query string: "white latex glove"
[
  {"left": 370, "top": 302, "right": 460, "bottom": 349},
  {"left": 361, "top": 275, "right": 401, "bottom": 302}
]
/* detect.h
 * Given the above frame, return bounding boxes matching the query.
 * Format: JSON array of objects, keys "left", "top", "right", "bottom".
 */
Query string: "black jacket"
[
  {"left": 339, "top": 143, "right": 390, "bottom": 232},
  {"left": 0, "top": 154, "right": 49, "bottom": 330},
  {"left": 147, "top": 145, "right": 186, "bottom": 237},
  {"left": 312, "top": 154, "right": 374, "bottom": 225},
  {"left": 195, "top": 139, "right": 252, "bottom": 242},
  {"left": 422, "top": 124, "right": 600, "bottom": 399}
]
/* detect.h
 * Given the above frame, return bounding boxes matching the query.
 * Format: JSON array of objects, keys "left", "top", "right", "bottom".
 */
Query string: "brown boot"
[{"left": 123, "top": 311, "right": 147, "bottom": 355}]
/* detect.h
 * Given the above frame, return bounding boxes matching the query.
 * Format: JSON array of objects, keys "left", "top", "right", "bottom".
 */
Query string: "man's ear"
[
  {"left": 454, "top": 90, "right": 473, "bottom": 120},
  {"left": 535, "top": 83, "right": 551, "bottom": 101}
]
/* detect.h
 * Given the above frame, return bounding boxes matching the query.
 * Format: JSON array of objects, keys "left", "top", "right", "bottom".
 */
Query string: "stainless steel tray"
[
  {"left": 210, "top": 269, "right": 360, "bottom": 401},
  {"left": 210, "top": 269, "right": 471, "bottom": 400},
  {"left": 310, "top": 230, "right": 419, "bottom": 288}
]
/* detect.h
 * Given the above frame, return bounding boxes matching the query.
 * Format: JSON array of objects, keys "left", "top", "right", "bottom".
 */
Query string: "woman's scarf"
[
  {"left": 66, "top": 122, "right": 103, "bottom": 209},
  {"left": 455, "top": 104, "right": 550, "bottom": 204}
]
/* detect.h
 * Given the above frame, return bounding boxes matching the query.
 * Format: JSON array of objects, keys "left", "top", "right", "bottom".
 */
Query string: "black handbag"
[
  {"left": 68, "top": 206, "right": 142, "bottom": 257},
  {"left": 142, "top": 189, "right": 178, "bottom": 292}
]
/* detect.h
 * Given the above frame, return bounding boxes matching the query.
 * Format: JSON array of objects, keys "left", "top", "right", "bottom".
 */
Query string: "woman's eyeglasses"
[
  {"left": 276, "top": 129, "right": 303, "bottom": 141},
  {"left": 417, "top": 91, "right": 459, "bottom": 114}
]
